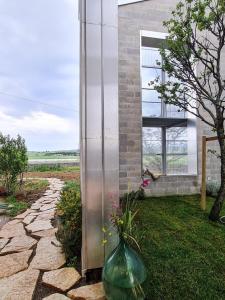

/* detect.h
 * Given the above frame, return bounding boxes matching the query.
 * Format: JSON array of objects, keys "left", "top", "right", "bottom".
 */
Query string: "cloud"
[
  {"left": 0, "top": 109, "right": 74, "bottom": 135},
  {"left": 0, "top": 0, "right": 80, "bottom": 150},
  {"left": 0, "top": 108, "right": 79, "bottom": 151}
]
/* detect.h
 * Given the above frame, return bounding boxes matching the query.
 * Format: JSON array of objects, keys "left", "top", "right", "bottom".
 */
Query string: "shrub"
[
  {"left": 6, "top": 196, "right": 28, "bottom": 217},
  {"left": 206, "top": 181, "right": 220, "bottom": 198},
  {"left": 56, "top": 181, "right": 81, "bottom": 266},
  {"left": 0, "top": 133, "right": 28, "bottom": 195}
]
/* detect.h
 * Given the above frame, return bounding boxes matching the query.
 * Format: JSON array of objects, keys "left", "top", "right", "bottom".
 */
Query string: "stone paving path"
[{"left": 0, "top": 178, "right": 105, "bottom": 300}]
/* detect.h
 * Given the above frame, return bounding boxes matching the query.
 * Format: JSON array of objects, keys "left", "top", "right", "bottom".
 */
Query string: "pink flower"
[{"left": 141, "top": 179, "right": 151, "bottom": 188}]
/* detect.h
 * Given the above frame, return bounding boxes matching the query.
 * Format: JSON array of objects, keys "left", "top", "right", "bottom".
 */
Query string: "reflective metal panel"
[{"left": 80, "top": 0, "right": 119, "bottom": 274}]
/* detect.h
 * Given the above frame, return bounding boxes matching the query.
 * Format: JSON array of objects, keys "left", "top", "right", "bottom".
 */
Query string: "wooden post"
[{"left": 201, "top": 136, "right": 207, "bottom": 210}]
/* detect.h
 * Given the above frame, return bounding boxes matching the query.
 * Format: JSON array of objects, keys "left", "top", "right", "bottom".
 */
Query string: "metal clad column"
[{"left": 80, "top": 0, "right": 119, "bottom": 274}]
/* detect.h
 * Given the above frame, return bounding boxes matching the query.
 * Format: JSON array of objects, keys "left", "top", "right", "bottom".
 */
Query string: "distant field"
[{"left": 28, "top": 150, "right": 80, "bottom": 162}]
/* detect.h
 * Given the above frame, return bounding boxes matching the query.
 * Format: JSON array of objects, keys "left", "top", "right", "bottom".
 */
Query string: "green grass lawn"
[{"left": 136, "top": 195, "right": 225, "bottom": 300}]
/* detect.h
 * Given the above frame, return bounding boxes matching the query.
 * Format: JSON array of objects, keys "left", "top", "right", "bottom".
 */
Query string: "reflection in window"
[
  {"left": 166, "top": 127, "right": 188, "bottom": 175},
  {"left": 166, "top": 104, "right": 185, "bottom": 118},
  {"left": 142, "top": 102, "right": 161, "bottom": 117},
  {"left": 142, "top": 128, "right": 162, "bottom": 174},
  {"left": 141, "top": 68, "right": 161, "bottom": 88},
  {"left": 142, "top": 48, "right": 161, "bottom": 67}
]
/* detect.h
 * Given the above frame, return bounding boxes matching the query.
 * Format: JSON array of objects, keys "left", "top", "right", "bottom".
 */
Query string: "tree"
[
  {"left": 0, "top": 133, "right": 28, "bottom": 195},
  {"left": 153, "top": 0, "right": 225, "bottom": 220}
]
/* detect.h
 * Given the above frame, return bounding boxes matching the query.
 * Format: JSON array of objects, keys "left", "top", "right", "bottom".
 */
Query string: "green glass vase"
[{"left": 102, "top": 238, "right": 147, "bottom": 300}]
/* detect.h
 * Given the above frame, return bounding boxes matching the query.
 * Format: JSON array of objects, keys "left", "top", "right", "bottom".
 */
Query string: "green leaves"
[
  {"left": 56, "top": 181, "right": 81, "bottom": 265},
  {"left": 0, "top": 133, "right": 28, "bottom": 195}
]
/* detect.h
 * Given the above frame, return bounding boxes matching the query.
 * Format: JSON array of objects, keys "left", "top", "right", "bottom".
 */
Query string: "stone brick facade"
[{"left": 118, "top": 0, "right": 222, "bottom": 196}]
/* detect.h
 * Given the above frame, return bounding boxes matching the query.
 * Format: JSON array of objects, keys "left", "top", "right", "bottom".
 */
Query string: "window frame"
[
  {"left": 140, "top": 31, "right": 197, "bottom": 176},
  {"left": 118, "top": 0, "right": 146, "bottom": 5}
]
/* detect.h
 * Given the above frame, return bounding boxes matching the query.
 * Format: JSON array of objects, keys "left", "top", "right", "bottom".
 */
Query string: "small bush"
[
  {"left": 56, "top": 181, "right": 81, "bottom": 266},
  {"left": 206, "top": 181, "right": 220, "bottom": 198},
  {"left": 6, "top": 196, "right": 28, "bottom": 217},
  {"left": 0, "top": 133, "right": 28, "bottom": 195}
]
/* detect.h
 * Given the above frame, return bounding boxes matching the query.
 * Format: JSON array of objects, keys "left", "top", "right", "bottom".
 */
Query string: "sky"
[{"left": 0, "top": 0, "right": 79, "bottom": 151}]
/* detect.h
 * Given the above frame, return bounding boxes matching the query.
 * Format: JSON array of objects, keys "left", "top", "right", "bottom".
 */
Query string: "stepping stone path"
[{"left": 0, "top": 178, "right": 106, "bottom": 300}]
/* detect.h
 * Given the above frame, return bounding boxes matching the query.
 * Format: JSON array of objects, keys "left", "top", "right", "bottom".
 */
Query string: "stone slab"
[
  {"left": 42, "top": 267, "right": 81, "bottom": 292},
  {"left": 0, "top": 268, "right": 40, "bottom": 300},
  {"left": 14, "top": 209, "right": 33, "bottom": 219},
  {"left": 26, "top": 220, "right": 53, "bottom": 233},
  {"left": 23, "top": 215, "right": 36, "bottom": 225},
  {"left": 40, "top": 203, "right": 56, "bottom": 212},
  {"left": 35, "top": 211, "right": 55, "bottom": 221},
  {"left": 31, "top": 203, "right": 42, "bottom": 210},
  {"left": 30, "top": 236, "right": 65, "bottom": 271},
  {"left": 1, "top": 235, "right": 37, "bottom": 254},
  {"left": 0, "top": 250, "right": 32, "bottom": 278},
  {"left": 6, "top": 219, "right": 21, "bottom": 226},
  {"left": 67, "top": 282, "right": 105, "bottom": 300},
  {"left": 0, "top": 238, "right": 9, "bottom": 250},
  {"left": 0, "top": 222, "right": 26, "bottom": 238}
]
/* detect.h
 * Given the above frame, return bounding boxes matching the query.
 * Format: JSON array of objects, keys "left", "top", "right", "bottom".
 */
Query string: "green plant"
[
  {"left": 0, "top": 133, "right": 28, "bottom": 195},
  {"left": 6, "top": 196, "right": 28, "bottom": 217},
  {"left": 120, "top": 188, "right": 145, "bottom": 204},
  {"left": 22, "top": 179, "right": 49, "bottom": 193},
  {"left": 103, "top": 192, "right": 140, "bottom": 250},
  {"left": 56, "top": 181, "right": 81, "bottom": 266}
]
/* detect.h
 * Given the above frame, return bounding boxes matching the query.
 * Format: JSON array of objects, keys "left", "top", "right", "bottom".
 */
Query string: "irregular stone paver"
[
  {"left": 35, "top": 211, "right": 55, "bottom": 221},
  {"left": 1, "top": 235, "right": 37, "bottom": 254},
  {"left": 0, "top": 222, "right": 26, "bottom": 238},
  {"left": 26, "top": 220, "right": 53, "bottom": 233},
  {"left": 40, "top": 203, "right": 56, "bottom": 212},
  {"left": 6, "top": 219, "right": 21, "bottom": 226},
  {"left": 43, "top": 294, "right": 70, "bottom": 300},
  {"left": 31, "top": 228, "right": 57, "bottom": 238},
  {"left": 31, "top": 203, "right": 42, "bottom": 210},
  {"left": 28, "top": 211, "right": 40, "bottom": 216},
  {"left": 23, "top": 215, "right": 36, "bottom": 225},
  {"left": 0, "top": 178, "right": 66, "bottom": 299},
  {"left": 14, "top": 209, "right": 33, "bottom": 219},
  {"left": 0, "top": 268, "right": 40, "bottom": 300},
  {"left": 0, "top": 238, "right": 9, "bottom": 250},
  {"left": 0, "top": 250, "right": 32, "bottom": 278},
  {"left": 42, "top": 268, "right": 81, "bottom": 292},
  {"left": 67, "top": 282, "right": 105, "bottom": 300},
  {"left": 30, "top": 236, "right": 65, "bottom": 271}
]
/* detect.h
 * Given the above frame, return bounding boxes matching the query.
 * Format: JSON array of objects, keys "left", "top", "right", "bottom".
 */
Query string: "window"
[
  {"left": 141, "top": 47, "right": 185, "bottom": 119},
  {"left": 141, "top": 32, "right": 197, "bottom": 176},
  {"left": 143, "top": 127, "right": 162, "bottom": 174}
]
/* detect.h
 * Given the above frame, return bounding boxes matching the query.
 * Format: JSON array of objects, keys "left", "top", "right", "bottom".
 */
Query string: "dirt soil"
[
  {"left": 0, "top": 183, "right": 48, "bottom": 206},
  {"left": 25, "top": 171, "right": 80, "bottom": 182}
]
